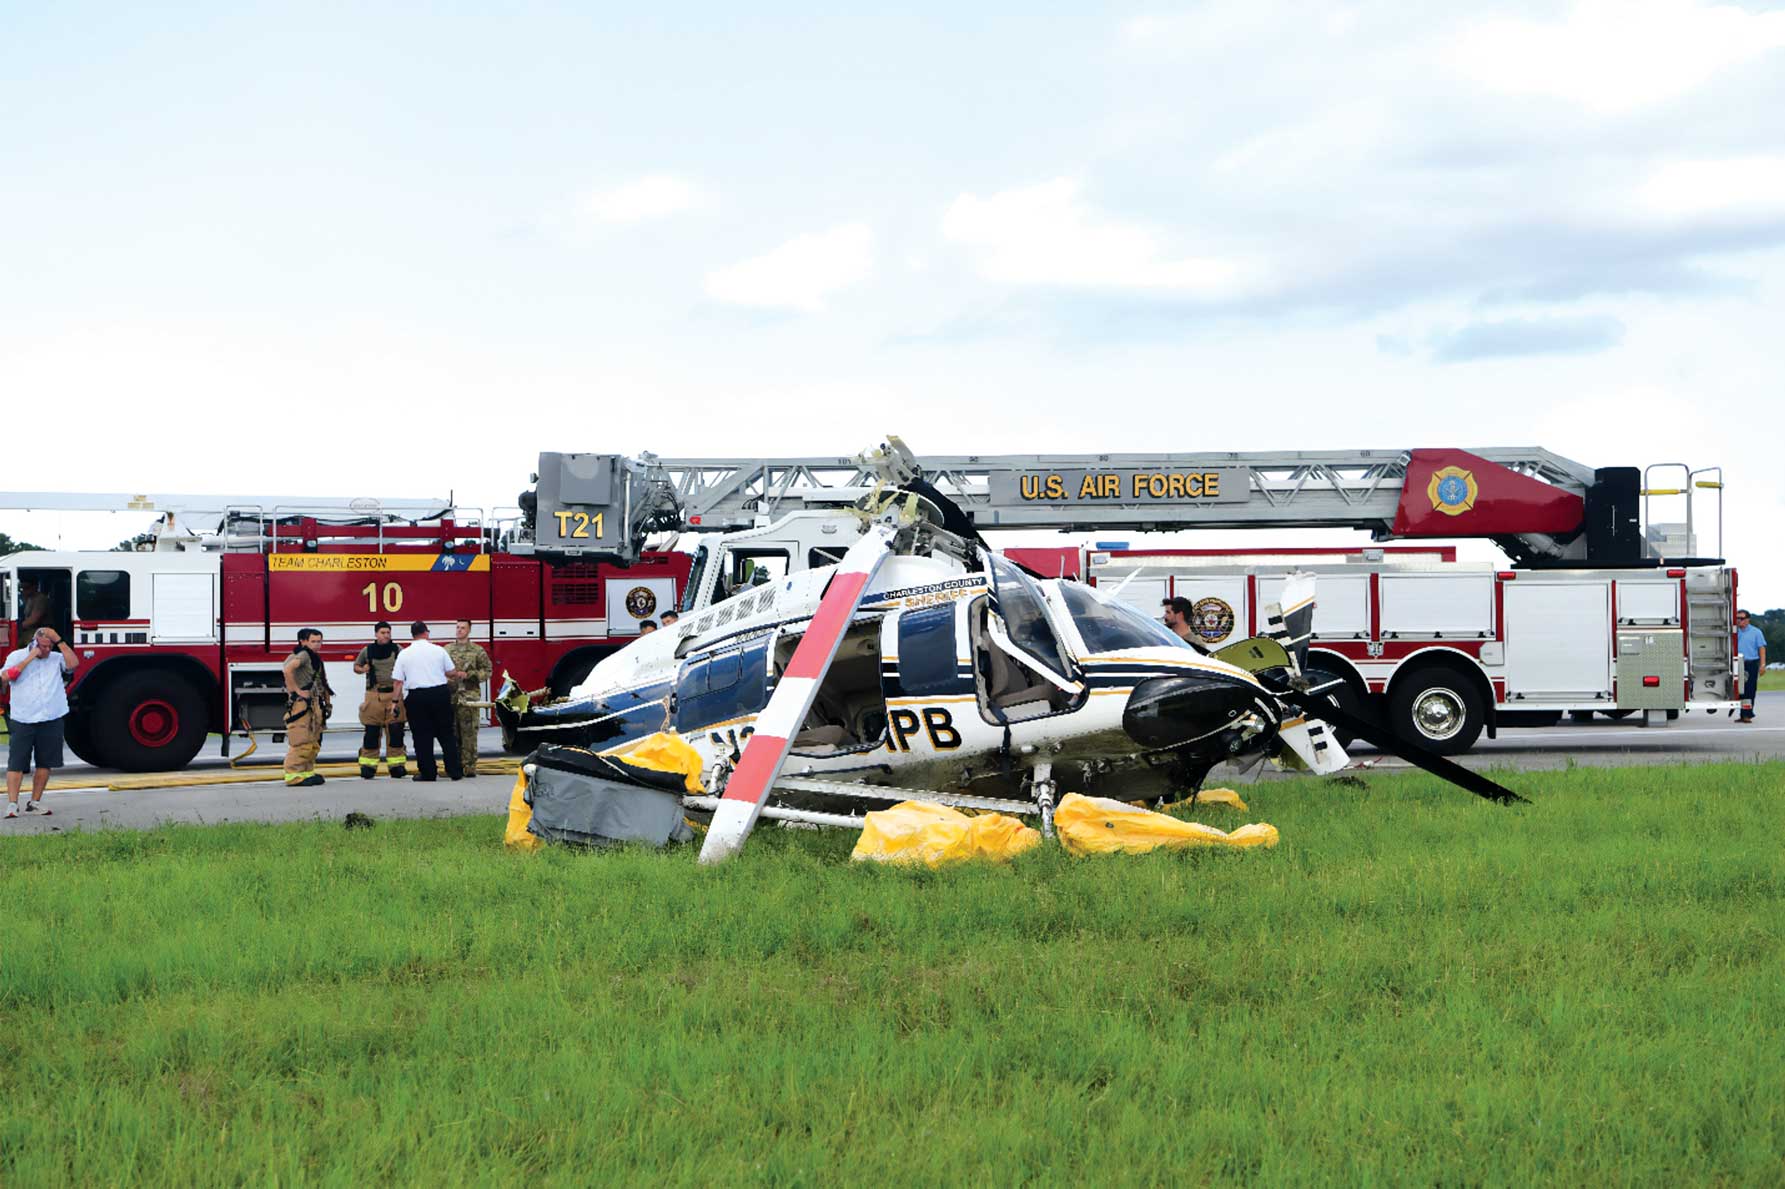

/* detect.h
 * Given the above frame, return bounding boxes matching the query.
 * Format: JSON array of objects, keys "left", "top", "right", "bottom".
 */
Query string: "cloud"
[
  {"left": 941, "top": 178, "right": 1250, "bottom": 295},
  {"left": 1637, "top": 156, "right": 1785, "bottom": 220},
  {"left": 1429, "top": 314, "right": 1626, "bottom": 363},
  {"left": 703, "top": 223, "right": 874, "bottom": 312},
  {"left": 1449, "top": 0, "right": 1785, "bottom": 115},
  {"left": 585, "top": 175, "right": 701, "bottom": 224}
]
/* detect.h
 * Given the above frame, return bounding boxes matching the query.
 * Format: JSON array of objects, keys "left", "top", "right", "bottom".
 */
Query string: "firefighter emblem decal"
[
  {"left": 1427, "top": 465, "right": 1478, "bottom": 517},
  {"left": 624, "top": 586, "right": 658, "bottom": 620},
  {"left": 1191, "top": 597, "right": 1237, "bottom": 645}
]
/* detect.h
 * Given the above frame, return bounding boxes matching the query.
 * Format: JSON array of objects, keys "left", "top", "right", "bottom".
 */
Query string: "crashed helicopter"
[{"left": 497, "top": 443, "right": 1523, "bottom": 863}]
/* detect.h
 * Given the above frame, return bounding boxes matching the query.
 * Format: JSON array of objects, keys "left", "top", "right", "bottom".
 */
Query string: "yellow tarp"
[
  {"left": 609, "top": 731, "right": 705, "bottom": 793},
  {"left": 1054, "top": 792, "right": 1278, "bottom": 856},
  {"left": 504, "top": 771, "right": 540, "bottom": 852},
  {"left": 851, "top": 800, "right": 1041, "bottom": 867}
]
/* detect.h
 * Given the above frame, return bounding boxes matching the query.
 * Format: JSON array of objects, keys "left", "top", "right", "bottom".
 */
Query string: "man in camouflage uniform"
[
  {"left": 446, "top": 618, "right": 493, "bottom": 777},
  {"left": 352, "top": 620, "right": 407, "bottom": 778},
  {"left": 281, "top": 628, "right": 332, "bottom": 787}
]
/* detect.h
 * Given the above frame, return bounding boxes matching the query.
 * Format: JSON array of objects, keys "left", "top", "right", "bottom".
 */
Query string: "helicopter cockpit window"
[
  {"left": 1059, "top": 583, "right": 1195, "bottom": 654},
  {"left": 987, "top": 557, "right": 1074, "bottom": 678}
]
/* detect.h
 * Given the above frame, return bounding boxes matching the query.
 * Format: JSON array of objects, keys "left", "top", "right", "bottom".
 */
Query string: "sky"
[{"left": 2, "top": 0, "right": 1781, "bottom": 601}]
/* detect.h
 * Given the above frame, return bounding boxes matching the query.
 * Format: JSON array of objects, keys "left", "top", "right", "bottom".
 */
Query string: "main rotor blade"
[
  {"left": 1280, "top": 692, "right": 1528, "bottom": 806},
  {"left": 698, "top": 523, "right": 899, "bottom": 864}
]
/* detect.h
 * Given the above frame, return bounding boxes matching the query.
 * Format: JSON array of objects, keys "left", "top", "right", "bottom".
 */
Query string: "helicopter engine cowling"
[{"left": 1121, "top": 673, "right": 1275, "bottom": 753}]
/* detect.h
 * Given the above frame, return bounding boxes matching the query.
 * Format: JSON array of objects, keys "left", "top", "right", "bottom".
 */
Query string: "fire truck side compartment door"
[
  {"left": 1170, "top": 576, "right": 1247, "bottom": 647},
  {"left": 1503, "top": 581, "right": 1611, "bottom": 700},
  {"left": 1378, "top": 573, "right": 1493, "bottom": 637},
  {"left": 152, "top": 573, "right": 216, "bottom": 642},
  {"left": 1616, "top": 581, "right": 1679, "bottom": 624},
  {"left": 608, "top": 577, "right": 677, "bottom": 637}
]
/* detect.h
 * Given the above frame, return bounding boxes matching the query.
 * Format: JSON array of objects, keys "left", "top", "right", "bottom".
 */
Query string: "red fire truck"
[
  {"left": 1004, "top": 543, "right": 1741, "bottom": 753},
  {"left": 0, "top": 500, "right": 689, "bottom": 771}
]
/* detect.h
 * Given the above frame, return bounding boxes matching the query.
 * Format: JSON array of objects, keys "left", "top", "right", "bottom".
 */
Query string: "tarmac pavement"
[{"left": 3, "top": 697, "right": 1780, "bottom": 837}]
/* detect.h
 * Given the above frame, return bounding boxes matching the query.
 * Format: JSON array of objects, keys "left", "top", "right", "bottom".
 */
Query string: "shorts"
[{"left": 6, "top": 716, "right": 65, "bottom": 773}]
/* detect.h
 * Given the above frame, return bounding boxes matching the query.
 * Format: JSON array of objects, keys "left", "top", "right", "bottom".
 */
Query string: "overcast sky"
[{"left": 3, "top": 1, "right": 1781, "bottom": 601}]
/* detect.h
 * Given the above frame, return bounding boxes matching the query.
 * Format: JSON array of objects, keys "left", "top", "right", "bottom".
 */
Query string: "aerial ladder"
[{"left": 513, "top": 440, "right": 1724, "bottom": 576}]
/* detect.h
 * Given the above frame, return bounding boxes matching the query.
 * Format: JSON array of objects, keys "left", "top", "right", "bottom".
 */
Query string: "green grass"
[
  {"left": 3, "top": 763, "right": 1783, "bottom": 1185},
  {"left": 1758, "top": 670, "right": 1785, "bottom": 691}
]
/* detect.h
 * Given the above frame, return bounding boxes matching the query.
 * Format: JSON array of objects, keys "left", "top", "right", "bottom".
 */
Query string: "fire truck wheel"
[
  {"left": 92, "top": 670, "right": 209, "bottom": 773},
  {"left": 1388, "top": 666, "right": 1484, "bottom": 755},
  {"left": 63, "top": 713, "right": 109, "bottom": 768}
]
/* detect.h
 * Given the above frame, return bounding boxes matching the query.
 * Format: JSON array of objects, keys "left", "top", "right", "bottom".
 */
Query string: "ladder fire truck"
[
  {"left": 0, "top": 445, "right": 1737, "bottom": 771},
  {"left": 0, "top": 494, "right": 689, "bottom": 771},
  {"left": 516, "top": 444, "right": 1739, "bottom": 756}
]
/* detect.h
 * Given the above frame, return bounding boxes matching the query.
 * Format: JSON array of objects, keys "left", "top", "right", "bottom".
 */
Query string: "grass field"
[
  {"left": 3, "top": 763, "right": 1782, "bottom": 1184},
  {"left": 1759, "top": 670, "right": 1785, "bottom": 691}
]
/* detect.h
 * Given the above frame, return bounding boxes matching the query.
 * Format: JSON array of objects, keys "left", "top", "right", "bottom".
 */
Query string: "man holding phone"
[{"left": 3, "top": 627, "right": 79, "bottom": 818}]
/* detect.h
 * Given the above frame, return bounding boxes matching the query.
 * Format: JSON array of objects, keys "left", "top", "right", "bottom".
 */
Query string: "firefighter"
[
  {"left": 282, "top": 628, "right": 332, "bottom": 787},
  {"left": 446, "top": 618, "right": 493, "bottom": 777},
  {"left": 352, "top": 620, "right": 407, "bottom": 778}
]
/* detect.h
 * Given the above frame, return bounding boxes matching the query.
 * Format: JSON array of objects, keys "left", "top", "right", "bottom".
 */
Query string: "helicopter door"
[{"left": 777, "top": 615, "right": 889, "bottom": 755}]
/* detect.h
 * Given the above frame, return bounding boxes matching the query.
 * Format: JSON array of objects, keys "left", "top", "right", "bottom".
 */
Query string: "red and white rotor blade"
[{"left": 698, "top": 524, "right": 899, "bottom": 865}]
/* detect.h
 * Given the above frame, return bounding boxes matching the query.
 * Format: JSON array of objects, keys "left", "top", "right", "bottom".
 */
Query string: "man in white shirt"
[
  {"left": 392, "top": 620, "right": 466, "bottom": 781},
  {"left": 3, "top": 627, "right": 80, "bottom": 818}
]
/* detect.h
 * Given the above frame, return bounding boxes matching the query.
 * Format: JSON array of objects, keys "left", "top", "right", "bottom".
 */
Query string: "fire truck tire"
[
  {"left": 1569, "top": 710, "right": 1595, "bottom": 722},
  {"left": 63, "top": 713, "right": 109, "bottom": 768},
  {"left": 91, "top": 670, "right": 209, "bottom": 773},
  {"left": 1388, "top": 665, "right": 1484, "bottom": 755}
]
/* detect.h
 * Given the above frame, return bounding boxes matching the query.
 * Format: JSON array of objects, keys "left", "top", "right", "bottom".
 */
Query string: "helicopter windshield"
[
  {"left": 1059, "top": 582, "right": 1197, "bottom": 653},
  {"left": 987, "top": 556, "right": 1075, "bottom": 677}
]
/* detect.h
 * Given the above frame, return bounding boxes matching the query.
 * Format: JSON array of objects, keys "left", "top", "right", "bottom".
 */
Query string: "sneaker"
[
  {"left": 23, "top": 800, "right": 49, "bottom": 815},
  {"left": 4, "top": 804, "right": 16, "bottom": 819}
]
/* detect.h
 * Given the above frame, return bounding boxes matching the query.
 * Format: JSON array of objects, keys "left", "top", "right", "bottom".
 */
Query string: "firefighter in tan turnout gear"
[
  {"left": 352, "top": 620, "right": 408, "bottom": 779},
  {"left": 446, "top": 619, "right": 492, "bottom": 776},
  {"left": 281, "top": 628, "right": 333, "bottom": 787}
]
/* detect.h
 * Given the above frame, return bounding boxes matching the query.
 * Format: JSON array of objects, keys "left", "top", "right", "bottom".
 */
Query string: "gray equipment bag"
[{"left": 525, "top": 762, "right": 695, "bottom": 849}]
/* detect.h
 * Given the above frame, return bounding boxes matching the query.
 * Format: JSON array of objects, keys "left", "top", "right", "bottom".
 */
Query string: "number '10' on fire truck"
[{"left": 0, "top": 499, "right": 688, "bottom": 772}]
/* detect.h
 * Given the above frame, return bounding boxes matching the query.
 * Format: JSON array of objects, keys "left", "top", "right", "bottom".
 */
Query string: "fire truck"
[
  {"left": 1001, "top": 543, "right": 1737, "bottom": 753},
  {"left": 517, "top": 444, "right": 1738, "bottom": 756},
  {"left": 0, "top": 494, "right": 689, "bottom": 771}
]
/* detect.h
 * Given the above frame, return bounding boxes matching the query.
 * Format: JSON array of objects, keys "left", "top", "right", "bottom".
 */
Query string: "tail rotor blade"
[
  {"left": 698, "top": 524, "right": 899, "bottom": 864},
  {"left": 1282, "top": 692, "right": 1528, "bottom": 806}
]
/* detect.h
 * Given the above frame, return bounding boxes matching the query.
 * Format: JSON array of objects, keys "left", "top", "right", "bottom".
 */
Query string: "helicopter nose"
[{"left": 1122, "top": 674, "right": 1261, "bottom": 751}]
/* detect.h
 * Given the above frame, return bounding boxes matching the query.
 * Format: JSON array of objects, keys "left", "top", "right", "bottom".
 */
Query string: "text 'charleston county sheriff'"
[{"left": 990, "top": 468, "right": 1250, "bottom": 504}]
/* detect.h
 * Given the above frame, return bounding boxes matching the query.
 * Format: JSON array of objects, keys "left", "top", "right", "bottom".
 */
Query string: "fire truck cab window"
[
  {"left": 77, "top": 570, "right": 132, "bottom": 622},
  {"left": 720, "top": 550, "right": 789, "bottom": 601},
  {"left": 17, "top": 569, "right": 72, "bottom": 644}
]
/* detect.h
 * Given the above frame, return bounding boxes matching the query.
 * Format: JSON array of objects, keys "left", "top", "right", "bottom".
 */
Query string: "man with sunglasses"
[{"left": 1735, "top": 610, "right": 1766, "bottom": 723}]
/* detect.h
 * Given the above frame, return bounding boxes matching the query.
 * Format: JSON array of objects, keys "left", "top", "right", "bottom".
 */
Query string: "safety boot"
[{"left": 387, "top": 753, "right": 409, "bottom": 779}]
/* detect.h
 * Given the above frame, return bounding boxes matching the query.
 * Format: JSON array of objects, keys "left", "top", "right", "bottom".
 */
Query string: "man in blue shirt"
[
  {"left": 1735, "top": 610, "right": 1767, "bottom": 723},
  {"left": 3, "top": 627, "right": 81, "bottom": 818}
]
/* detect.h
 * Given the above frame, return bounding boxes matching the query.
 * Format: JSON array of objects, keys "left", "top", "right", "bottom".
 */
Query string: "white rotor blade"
[
  {"left": 698, "top": 524, "right": 898, "bottom": 864},
  {"left": 1261, "top": 571, "right": 1316, "bottom": 677}
]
